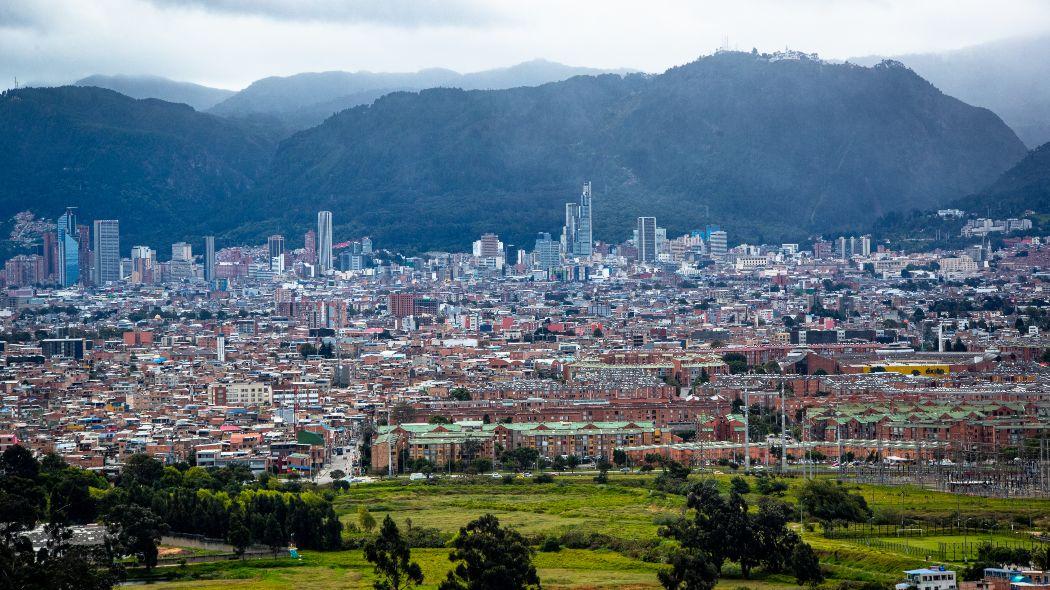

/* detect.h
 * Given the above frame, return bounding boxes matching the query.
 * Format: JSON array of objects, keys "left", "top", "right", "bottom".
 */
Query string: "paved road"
[{"left": 313, "top": 444, "right": 358, "bottom": 485}]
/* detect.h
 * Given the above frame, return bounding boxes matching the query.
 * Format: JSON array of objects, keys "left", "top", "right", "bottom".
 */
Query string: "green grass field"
[{"left": 132, "top": 473, "right": 1049, "bottom": 589}]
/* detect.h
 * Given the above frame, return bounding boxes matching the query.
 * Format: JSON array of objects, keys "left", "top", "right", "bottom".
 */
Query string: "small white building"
[{"left": 897, "top": 567, "right": 957, "bottom": 590}]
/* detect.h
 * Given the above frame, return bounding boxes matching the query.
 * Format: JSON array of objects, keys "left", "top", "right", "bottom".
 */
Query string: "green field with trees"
[{"left": 3, "top": 444, "right": 1048, "bottom": 590}]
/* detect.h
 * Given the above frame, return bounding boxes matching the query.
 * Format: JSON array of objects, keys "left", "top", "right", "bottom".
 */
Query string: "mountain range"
[
  {"left": 852, "top": 34, "right": 1050, "bottom": 148},
  {"left": 77, "top": 60, "right": 635, "bottom": 131},
  {"left": 74, "top": 74, "right": 235, "bottom": 111},
  {"left": 1, "top": 51, "right": 1034, "bottom": 254}
]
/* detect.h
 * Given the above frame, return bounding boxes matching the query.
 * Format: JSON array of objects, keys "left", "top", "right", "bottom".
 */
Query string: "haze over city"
[
  {"left": 1, "top": 1, "right": 1049, "bottom": 589},
  {"left": 3, "top": 0, "right": 1050, "bottom": 88}
]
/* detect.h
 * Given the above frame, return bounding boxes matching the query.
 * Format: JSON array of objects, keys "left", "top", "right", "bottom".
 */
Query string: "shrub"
[{"left": 539, "top": 536, "right": 562, "bottom": 552}]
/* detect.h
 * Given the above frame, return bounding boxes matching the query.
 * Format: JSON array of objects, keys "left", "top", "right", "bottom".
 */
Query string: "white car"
[
  {"left": 409, "top": 472, "right": 427, "bottom": 481},
  {"left": 489, "top": 472, "right": 503, "bottom": 479}
]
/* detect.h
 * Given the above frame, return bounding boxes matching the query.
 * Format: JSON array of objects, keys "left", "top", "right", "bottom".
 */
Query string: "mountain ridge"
[
  {"left": 239, "top": 51, "right": 1026, "bottom": 252},
  {"left": 207, "top": 59, "right": 637, "bottom": 129},
  {"left": 0, "top": 52, "right": 1028, "bottom": 254},
  {"left": 74, "top": 74, "right": 235, "bottom": 111},
  {"left": 850, "top": 34, "right": 1050, "bottom": 148}
]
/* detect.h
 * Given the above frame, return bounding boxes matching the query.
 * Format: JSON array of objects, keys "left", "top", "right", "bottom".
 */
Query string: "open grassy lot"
[
  {"left": 134, "top": 473, "right": 1048, "bottom": 589},
  {"left": 128, "top": 547, "right": 667, "bottom": 590},
  {"left": 334, "top": 475, "right": 682, "bottom": 541}
]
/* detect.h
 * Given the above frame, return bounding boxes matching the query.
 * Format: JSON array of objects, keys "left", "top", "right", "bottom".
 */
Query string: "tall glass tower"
[
  {"left": 576, "top": 181, "right": 593, "bottom": 257},
  {"left": 56, "top": 207, "right": 79, "bottom": 287},
  {"left": 317, "top": 211, "right": 333, "bottom": 273}
]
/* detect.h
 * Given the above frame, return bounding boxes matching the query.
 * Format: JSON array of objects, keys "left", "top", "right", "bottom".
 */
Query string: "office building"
[
  {"left": 56, "top": 207, "right": 79, "bottom": 287},
  {"left": 637, "top": 217, "right": 657, "bottom": 262},
  {"left": 708, "top": 230, "right": 728, "bottom": 259},
  {"left": 92, "top": 220, "right": 120, "bottom": 285},
  {"left": 171, "top": 242, "right": 192, "bottom": 262},
  {"left": 41, "top": 338, "right": 87, "bottom": 360},
  {"left": 317, "top": 211, "right": 333, "bottom": 273},
  {"left": 561, "top": 182, "right": 594, "bottom": 258},
  {"left": 41, "top": 231, "right": 57, "bottom": 283},
  {"left": 361, "top": 237, "right": 373, "bottom": 255},
  {"left": 130, "top": 246, "right": 156, "bottom": 284},
  {"left": 204, "top": 236, "right": 215, "bottom": 281},
  {"left": 474, "top": 233, "right": 503, "bottom": 259},
  {"left": 533, "top": 232, "right": 561, "bottom": 269},
  {"left": 268, "top": 234, "right": 286, "bottom": 272},
  {"left": 303, "top": 230, "right": 317, "bottom": 265},
  {"left": 4, "top": 255, "right": 45, "bottom": 287},
  {"left": 77, "top": 224, "right": 92, "bottom": 286}
]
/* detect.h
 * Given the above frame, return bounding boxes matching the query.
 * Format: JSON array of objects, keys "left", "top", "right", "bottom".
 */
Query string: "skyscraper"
[
  {"left": 41, "top": 231, "right": 57, "bottom": 283},
  {"left": 304, "top": 230, "right": 317, "bottom": 265},
  {"left": 708, "top": 230, "right": 728, "bottom": 259},
  {"left": 533, "top": 232, "right": 560, "bottom": 270},
  {"left": 560, "top": 182, "right": 594, "bottom": 258},
  {"left": 77, "top": 224, "right": 92, "bottom": 286},
  {"left": 637, "top": 217, "right": 657, "bottom": 263},
  {"left": 268, "top": 234, "right": 286, "bottom": 272},
  {"left": 204, "top": 236, "right": 215, "bottom": 281},
  {"left": 92, "top": 220, "right": 120, "bottom": 285},
  {"left": 171, "top": 242, "right": 192, "bottom": 261},
  {"left": 576, "top": 182, "right": 593, "bottom": 257},
  {"left": 860, "top": 235, "right": 872, "bottom": 257},
  {"left": 130, "top": 246, "right": 156, "bottom": 284},
  {"left": 56, "top": 207, "right": 79, "bottom": 287},
  {"left": 317, "top": 211, "right": 333, "bottom": 273}
]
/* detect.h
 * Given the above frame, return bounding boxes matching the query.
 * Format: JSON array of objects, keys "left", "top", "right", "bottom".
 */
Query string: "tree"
[
  {"left": 729, "top": 476, "right": 750, "bottom": 495},
  {"left": 797, "top": 480, "right": 871, "bottom": 529},
  {"left": 261, "top": 514, "right": 286, "bottom": 558},
  {"left": 566, "top": 455, "right": 580, "bottom": 473},
  {"left": 790, "top": 542, "right": 824, "bottom": 585},
  {"left": 613, "top": 449, "right": 628, "bottom": 467},
  {"left": 501, "top": 447, "right": 539, "bottom": 472},
  {"left": 449, "top": 387, "right": 471, "bottom": 401},
  {"left": 359, "top": 506, "right": 378, "bottom": 533},
  {"left": 722, "top": 491, "right": 758, "bottom": 578},
  {"left": 439, "top": 514, "right": 540, "bottom": 590},
  {"left": 364, "top": 516, "right": 424, "bottom": 590},
  {"left": 329, "top": 469, "right": 346, "bottom": 481},
  {"left": 1032, "top": 545, "right": 1050, "bottom": 571},
  {"left": 722, "top": 353, "right": 748, "bottom": 374},
  {"left": 299, "top": 343, "right": 318, "bottom": 358},
  {"left": 110, "top": 504, "right": 167, "bottom": 572},
  {"left": 228, "top": 511, "right": 252, "bottom": 559},
  {"left": 658, "top": 548, "right": 719, "bottom": 590},
  {"left": 120, "top": 454, "right": 164, "bottom": 488}
]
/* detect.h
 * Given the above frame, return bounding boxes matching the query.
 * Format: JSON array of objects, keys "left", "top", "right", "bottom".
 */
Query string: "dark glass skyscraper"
[{"left": 56, "top": 207, "right": 79, "bottom": 287}]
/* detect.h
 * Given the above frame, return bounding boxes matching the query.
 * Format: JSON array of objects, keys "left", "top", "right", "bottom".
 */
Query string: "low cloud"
[{"left": 146, "top": 0, "right": 502, "bottom": 27}]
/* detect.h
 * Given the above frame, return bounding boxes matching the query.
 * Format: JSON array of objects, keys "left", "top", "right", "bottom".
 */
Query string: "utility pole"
[
  {"left": 387, "top": 406, "right": 395, "bottom": 478},
  {"left": 743, "top": 388, "right": 751, "bottom": 473},
  {"left": 780, "top": 381, "right": 787, "bottom": 474}
]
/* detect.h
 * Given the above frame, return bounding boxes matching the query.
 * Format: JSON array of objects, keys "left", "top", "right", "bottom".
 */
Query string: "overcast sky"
[{"left": 2, "top": 0, "right": 1049, "bottom": 90}]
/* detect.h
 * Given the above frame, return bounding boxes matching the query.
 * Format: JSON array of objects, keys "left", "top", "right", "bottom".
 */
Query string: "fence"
[
  {"left": 155, "top": 548, "right": 274, "bottom": 567},
  {"left": 843, "top": 532, "right": 1045, "bottom": 562}
]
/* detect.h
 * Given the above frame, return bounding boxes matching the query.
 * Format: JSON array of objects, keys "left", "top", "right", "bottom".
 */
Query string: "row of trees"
[
  {"left": 365, "top": 513, "right": 540, "bottom": 590},
  {"left": 0, "top": 446, "right": 124, "bottom": 588},
  {"left": 659, "top": 480, "right": 823, "bottom": 590},
  {"left": 112, "top": 455, "right": 343, "bottom": 561},
  {"left": 1, "top": 446, "right": 346, "bottom": 588}
]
